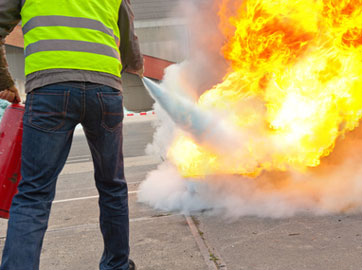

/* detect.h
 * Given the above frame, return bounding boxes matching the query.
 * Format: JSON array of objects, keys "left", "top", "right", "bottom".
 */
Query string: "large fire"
[{"left": 168, "top": 0, "right": 362, "bottom": 178}]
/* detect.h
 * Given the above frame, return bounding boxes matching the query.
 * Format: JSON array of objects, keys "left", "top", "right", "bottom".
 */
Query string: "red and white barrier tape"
[{"left": 125, "top": 111, "right": 155, "bottom": 117}]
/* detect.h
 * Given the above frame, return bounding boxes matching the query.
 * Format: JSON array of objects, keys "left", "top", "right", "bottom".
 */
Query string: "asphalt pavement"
[{"left": 1, "top": 115, "right": 362, "bottom": 270}]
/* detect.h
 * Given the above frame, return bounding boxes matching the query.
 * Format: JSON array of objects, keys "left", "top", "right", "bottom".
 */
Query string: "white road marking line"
[
  {"left": 53, "top": 195, "right": 99, "bottom": 204},
  {"left": 66, "top": 158, "right": 91, "bottom": 163},
  {"left": 55, "top": 181, "right": 143, "bottom": 195},
  {"left": 60, "top": 155, "right": 161, "bottom": 175},
  {"left": 45, "top": 214, "right": 180, "bottom": 234},
  {"left": 53, "top": 190, "right": 139, "bottom": 204}
]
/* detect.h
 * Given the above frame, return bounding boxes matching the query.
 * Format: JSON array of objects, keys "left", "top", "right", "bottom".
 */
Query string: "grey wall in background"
[
  {"left": 132, "top": 0, "right": 181, "bottom": 20},
  {"left": 132, "top": 0, "right": 189, "bottom": 63},
  {"left": 136, "top": 22, "right": 188, "bottom": 63}
]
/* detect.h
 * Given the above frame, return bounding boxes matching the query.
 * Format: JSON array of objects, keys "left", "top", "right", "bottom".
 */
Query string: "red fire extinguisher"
[{"left": 0, "top": 103, "right": 25, "bottom": 219}]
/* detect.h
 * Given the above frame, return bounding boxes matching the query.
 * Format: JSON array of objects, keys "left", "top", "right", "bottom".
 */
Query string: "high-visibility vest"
[{"left": 21, "top": 0, "right": 123, "bottom": 78}]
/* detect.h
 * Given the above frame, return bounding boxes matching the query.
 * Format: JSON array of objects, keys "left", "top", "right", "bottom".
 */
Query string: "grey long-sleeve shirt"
[{"left": 0, "top": 0, "right": 143, "bottom": 92}]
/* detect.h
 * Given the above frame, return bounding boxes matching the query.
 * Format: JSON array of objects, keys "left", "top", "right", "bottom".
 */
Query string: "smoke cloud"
[
  {"left": 138, "top": 0, "right": 362, "bottom": 218},
  {"left": 140, "top": 125, "right": 362, "bottom": 218}
]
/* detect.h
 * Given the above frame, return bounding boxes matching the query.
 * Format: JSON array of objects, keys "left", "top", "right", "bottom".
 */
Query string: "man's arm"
[
  {"left": 0, "top": 0, "right": 21, "bottom": 102},
  {"left": 118, "top": 0, "right": 144, "bottom": 77}
]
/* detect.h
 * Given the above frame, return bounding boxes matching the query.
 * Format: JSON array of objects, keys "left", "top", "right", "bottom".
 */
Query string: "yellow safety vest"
[{"left": 21, "top": 0, "right": 123, "bottom": 77}]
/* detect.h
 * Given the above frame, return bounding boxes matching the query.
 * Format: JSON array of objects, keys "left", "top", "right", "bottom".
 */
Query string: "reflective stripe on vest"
[
  {"left": 21, "top": 0, "right": 123, "bottom": 77},
  {"left": 25, "top": 40, "right": 120, "bottom": 59},
  {"left": 23, "top": 16, "right": 120, "bottom": 44}
]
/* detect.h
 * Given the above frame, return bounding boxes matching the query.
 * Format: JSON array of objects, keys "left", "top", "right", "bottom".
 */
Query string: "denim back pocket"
[
  {"left": 28, "top": 89, "right": 70, "bottom": 131},
  {"left": 97, "top": 91, "right": 124, "bottom": 131}
]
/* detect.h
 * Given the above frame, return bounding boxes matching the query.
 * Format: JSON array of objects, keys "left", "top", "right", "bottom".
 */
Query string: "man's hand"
[
  {"left": 136, "top": 66, "right": 144, "bottom": 78},
  {"left": 0, "top": 85, "right": 21, "bottom": 103}
]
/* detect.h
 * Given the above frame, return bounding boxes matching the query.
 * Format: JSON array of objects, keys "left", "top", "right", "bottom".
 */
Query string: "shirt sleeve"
[
  {"left": 0, "top": 0, "right": 21, "bottom": 90},
  {"left": 118, "top": 0, "right": 143, "bottom": 73}
]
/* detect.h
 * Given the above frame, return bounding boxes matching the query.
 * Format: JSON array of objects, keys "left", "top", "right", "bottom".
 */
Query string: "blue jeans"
[{"left": 1, "top": 82, "right": 130, "bottom": 270}]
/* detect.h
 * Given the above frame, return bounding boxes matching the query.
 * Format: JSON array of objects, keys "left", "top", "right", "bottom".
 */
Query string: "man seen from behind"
[{"left": 0, "top": 0, "right": 143, "bottom": 269}]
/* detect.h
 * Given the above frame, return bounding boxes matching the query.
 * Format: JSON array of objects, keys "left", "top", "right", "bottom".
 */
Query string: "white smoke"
[
  {"left": 140, "top": 127, "right": 362, "bottom": 218},
  {"left": 138, "top": 0, "right": 362, "bottom": 218}
]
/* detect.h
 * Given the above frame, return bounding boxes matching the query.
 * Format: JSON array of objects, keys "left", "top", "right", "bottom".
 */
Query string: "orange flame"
[{"left": 168, "top": 0, "right": 362, "bottom": 178}]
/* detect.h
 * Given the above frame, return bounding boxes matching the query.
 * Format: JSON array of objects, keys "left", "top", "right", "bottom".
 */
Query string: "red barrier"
[{"left": 0, "top": 104, "right": 25, "bottom": 219}]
